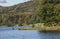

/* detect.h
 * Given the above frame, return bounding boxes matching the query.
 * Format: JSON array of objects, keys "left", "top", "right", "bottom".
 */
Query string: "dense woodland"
[
  {"left": 0, "top": 0, "right": 60, "bottom": 26},
  {"left": 38, "top": 0, "right": 60, "bottom": 26}
]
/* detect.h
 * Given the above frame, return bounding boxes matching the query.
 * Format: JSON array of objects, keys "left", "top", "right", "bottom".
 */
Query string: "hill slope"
[
  {"left": 0, "top": 0, "right": 39, "bottom": 26},
  {"left": 0, "top": 0, "right": 39, "bottom": 15}
]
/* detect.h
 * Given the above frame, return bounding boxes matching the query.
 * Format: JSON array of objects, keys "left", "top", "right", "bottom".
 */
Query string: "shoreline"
[{"left": 19, "top": 26, "right": 60, "bottom": 31}]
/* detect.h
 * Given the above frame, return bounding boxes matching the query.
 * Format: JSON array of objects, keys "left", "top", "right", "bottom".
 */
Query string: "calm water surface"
[{"left": 0, "top": 27, "right": 60, "bottom": 39}]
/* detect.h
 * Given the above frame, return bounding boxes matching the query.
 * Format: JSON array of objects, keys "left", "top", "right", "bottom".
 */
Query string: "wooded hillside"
[{"left": 0, "top": 0, "right": 39, "bottom": 26}]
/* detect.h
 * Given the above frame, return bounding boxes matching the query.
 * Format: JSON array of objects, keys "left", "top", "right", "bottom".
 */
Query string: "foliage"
[{"left": 38, "top": 0, "right": 60, "bottom": 26}]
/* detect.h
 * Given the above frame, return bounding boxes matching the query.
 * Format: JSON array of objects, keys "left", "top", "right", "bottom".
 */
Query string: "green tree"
[{"left": 38, "top": 0, "right": 60, "bottom": 26}]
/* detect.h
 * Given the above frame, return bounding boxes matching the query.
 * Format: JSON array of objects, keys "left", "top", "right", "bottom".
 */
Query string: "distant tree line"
[{"left": 0, "top": 13, "right": 40, "bottom": 26}]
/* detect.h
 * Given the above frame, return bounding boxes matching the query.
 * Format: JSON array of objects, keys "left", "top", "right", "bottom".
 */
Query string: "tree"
[{"left": 38, "top": 0, "right": 60, "bottom": 26}]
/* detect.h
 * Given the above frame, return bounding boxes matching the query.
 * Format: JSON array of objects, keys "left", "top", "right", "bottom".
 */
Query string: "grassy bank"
[
  {"left": 18, "top": 23, "right": 60, "bottom": 31},
  {"left": 19, "top": 26, "right": 60, "bottom": 31}
]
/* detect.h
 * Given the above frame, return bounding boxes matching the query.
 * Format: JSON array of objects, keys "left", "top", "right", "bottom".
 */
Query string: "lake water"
[{"left": 0, "top": 27, "right": 60, "bottom": 39}]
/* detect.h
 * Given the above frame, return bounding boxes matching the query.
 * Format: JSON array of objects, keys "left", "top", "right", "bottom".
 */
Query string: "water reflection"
[{"left": 38, "top": 31, "right": 60, "bottom": 39}]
